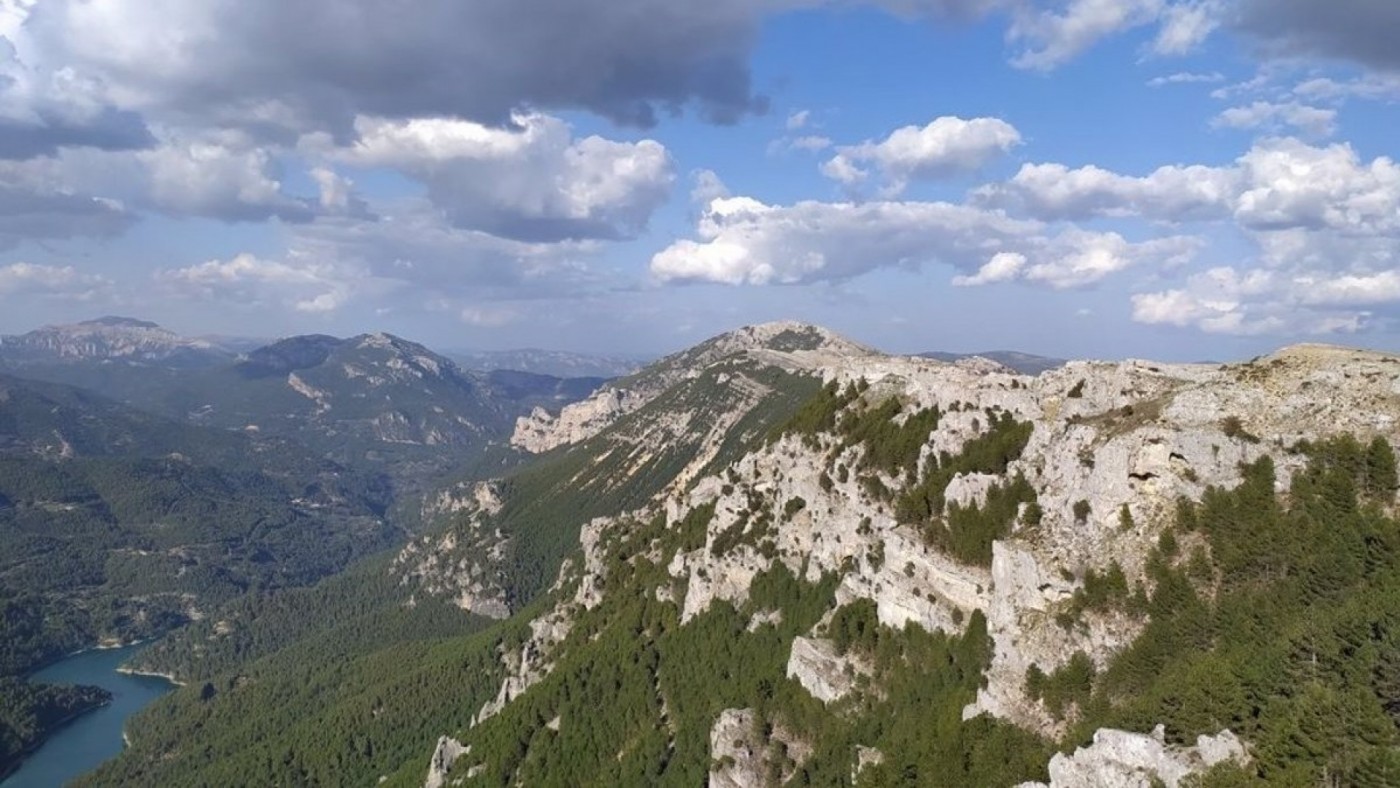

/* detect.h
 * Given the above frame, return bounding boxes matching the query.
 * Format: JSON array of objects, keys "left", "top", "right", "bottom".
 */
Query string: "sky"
[{"left": 2, "top": 0, "right": 1399, "bottom": 361}]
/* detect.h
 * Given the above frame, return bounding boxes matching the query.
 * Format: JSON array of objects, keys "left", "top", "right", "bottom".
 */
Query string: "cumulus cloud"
[
  {"left": 0, "top": 261, "right": 109, "bottom": 298},
  {"left": 822, "top": 116, "right": 1022, "bottom": 194},
  {"left": 690, "top": 169, "right": 730, "bottom": 206},
  {"left": 1233, "top": 139, "right": 1400, "bottom": 234},
  {"left": 978, "top": 138, "right": 1400, "bottom": 234},
  {"left": 340, "top": 113, "right": 673, "bottom": 241},
  {"left": 138, "top": 138, "right": 318, "bottom": 222},
  {"left": 1130, "top": 264, "right": 1393, "bottom": 337},
  {"left": 951, "top": 251, "right": 1025, "bottom": 286},
  {"left": 1212, "top": 101, "right": 1337, "bottom": 138},
  {"left": 159, "top": 252, "right": 354, "bottom": 313},
  {"left": 974, "top": 161, "right": 1237, "bottom": 222},
  {"left": 649, "top": 194, "right": 1198, "bottom": 288}
]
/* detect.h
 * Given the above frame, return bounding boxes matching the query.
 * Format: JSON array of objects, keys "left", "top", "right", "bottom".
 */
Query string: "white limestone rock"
[
  {"left": 422, "top": 736, "right": 467, "bottom": 788},
  {"left": 1017, "top": 726, "right": 1248, "bottom": 788},
  {"left": 786, "top": 636, "right": 868, "bottom": 704}
]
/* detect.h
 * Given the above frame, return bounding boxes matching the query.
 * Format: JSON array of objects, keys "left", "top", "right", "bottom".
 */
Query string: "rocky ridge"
[
  {"left": 431, "top": 329, "right": 1400, "bottom": 786},
  {"left": 510, "top": 321, "right": 874, "bottom": 453}
]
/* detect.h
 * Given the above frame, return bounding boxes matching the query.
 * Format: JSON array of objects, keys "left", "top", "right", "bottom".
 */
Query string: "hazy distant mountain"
[
  {"left": 450, "top": 348, "right": 645, "bottom": 378},
  {"left": 0, "top": 316, "right": 235, "bottom": 367},
  {"left": 918, "top": 349, "right": 1066, "bottom": 375}
]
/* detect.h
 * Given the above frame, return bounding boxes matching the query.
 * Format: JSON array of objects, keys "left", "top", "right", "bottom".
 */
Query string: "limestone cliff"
[{"left": 427, "top": 326, "right": 1400, "bottom": 785}]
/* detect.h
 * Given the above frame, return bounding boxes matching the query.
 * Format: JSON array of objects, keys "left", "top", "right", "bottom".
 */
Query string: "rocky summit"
[{"left": 390, "top": 324, "right": 1400, "bottom": 787}]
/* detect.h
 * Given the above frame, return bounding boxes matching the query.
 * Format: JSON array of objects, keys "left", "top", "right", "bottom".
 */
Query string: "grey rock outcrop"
[
  {"left": 423, "top": 735, "right": 467, "bottom": 788},
  {"left": 708, "top": 708, "right": 811, "bottom": 788},
  {"left": 1017, "top": 727, "right": 1248, "bottom": 788},
  {"left": 785, "top": 636, "right": 867, "bottom": 704},
  {"left": 426, "top": 331, "right": 1400, "bottom": 784}
]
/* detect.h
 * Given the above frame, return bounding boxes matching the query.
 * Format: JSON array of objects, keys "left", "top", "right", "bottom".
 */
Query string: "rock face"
[
  {"left": 511, "top": 321, "right": 875, "bottom": 453},
  {"left": 423, "top": 735, "right": 468, "bottom": 788},
  {"left": 426, "top": 327, "right": 1400, "bottom": 784},
  {"left": 785, "top": 636, "right": 866, "bottom": 704},
  {"left": 1017, "top": 727, "right": 1249, "bottom": 788},
  {"left": 393, "top": 482, "right": 512, "bottom": 619},
  {"left": 709, "top": 708, "right": 766, "bottom": 788},
  {"left": 708, "top": 708, "right": 810, "bottom": 788}
]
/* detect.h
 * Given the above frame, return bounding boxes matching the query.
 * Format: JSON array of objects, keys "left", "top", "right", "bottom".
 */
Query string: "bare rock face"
[
  {"left": 785, "top": 636, "right": 867, "bottom": 704},
  {"left": 426, "top": 331, "right": 1400, "bottom": 784},
  {"left": 708, "top": 708, "right": 811, "bottom": 788},
  {"left": 709, "top": 709, "right": 766, "bottom": 788},
  {"left": 511, "top": 321, "right": 875, "bottom": 453},
  {"left": 1016, "top": 727, "right": 1248, "bottom": 788},
  {"left": 422, "top": 735, "right": 468, "bottom": 788},
  {"left": 393, "top": 483, "right": 514, "bottom": 618}
]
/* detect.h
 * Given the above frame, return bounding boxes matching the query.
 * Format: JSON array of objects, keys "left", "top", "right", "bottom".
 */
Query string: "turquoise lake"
[{"left": 2, "top": 645, "right": 176, "bottom": 788}]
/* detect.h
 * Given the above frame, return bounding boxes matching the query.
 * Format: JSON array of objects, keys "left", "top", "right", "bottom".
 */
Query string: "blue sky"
[{"left": 2, "top": 0, "right": 1399, "bottom": 361}]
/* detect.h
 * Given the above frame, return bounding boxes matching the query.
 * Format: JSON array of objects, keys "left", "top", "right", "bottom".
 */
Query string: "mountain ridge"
[{"left": 24, "top": 323, "right": 1400, "bottom": 787}]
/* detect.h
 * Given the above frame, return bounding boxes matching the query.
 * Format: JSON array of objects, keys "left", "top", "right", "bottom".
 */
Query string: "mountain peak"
[{"left": 705, "top": 321, "right": 873, "bottom": 357}]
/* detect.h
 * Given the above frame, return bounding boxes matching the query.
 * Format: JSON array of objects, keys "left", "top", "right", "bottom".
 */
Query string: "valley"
[{"left": 4, "top": 318, "right": 1400, "bottom": 786}]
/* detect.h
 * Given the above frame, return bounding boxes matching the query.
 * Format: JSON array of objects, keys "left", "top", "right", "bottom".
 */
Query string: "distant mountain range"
[
  {"left": 0, "top": 316, "right": 234, "bottom": 367},
  {"left": 448, "top": 348, "right": 645, "bottom": 378}
]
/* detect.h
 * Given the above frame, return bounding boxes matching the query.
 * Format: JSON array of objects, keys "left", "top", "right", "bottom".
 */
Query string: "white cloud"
[
  {"left": 980, "top": 138, "right": 1400, "bottom": 234},
  {"left": 690, "top": 169, "right": 730, "bottom": 206},
  {"left": 1151, "top": 0, "right": 1219, "bottom": 55},
  {"left": 822, "top": 116, "right": 1021, "bottom": 194},
  {"left": 650, "top": 193, "right": 1198, "bottom": 289},
  {"left": 159, "top": 252, "right": 354, "bottom": 313},
  {"left": 952, "top": 251, "right": 1025, "bottom": 286},
  {"left": 1132, "top": 260, "right": 1400, "bottom": 336},
  {"left": 786, "top": 109, "right": 811, "bottom": 130},
  {"left": 1233, "top": 139, "right": 1400, "bottom": 234},
  {"left": 139, "top": 137, "right": 316, "bottom": 222},
  {"left": 790, "top": 135, "right": 833, "bottom": 152},
  {"left": 342, "top": 113, "right": 673, "bottom": 242},
  {"left": 1007, "top": 0, "right": 1165, "bottom": 71},
  {"left": 1294, "top": 74, "right": 1400, "bottom": 103},
  {"left": 1147, "top": 71, "right": 1225, "bottom": 87},
  {"left": 1212, "top": 101, "right": 1337, "bottom": 138},
  {"left": 1022, "top": 232, "right": 1201, "bottom": 289},
  {"left": 975, "top": 161, "right": 1237, "bottom": 222},
  {"left": 0, "top": 261, "right": 108, "bottom": 298}
]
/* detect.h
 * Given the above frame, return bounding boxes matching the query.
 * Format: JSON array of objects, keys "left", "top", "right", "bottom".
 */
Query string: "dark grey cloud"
[
  {"left": 1236, "top": 0, "right": 1400, "bottom": 72},
  {"left": 0, "top": 107, "right": 155, "bottom": 160},
  {"left": 31, "top": 0, "right": 769, "bottom": 138},
  {"left": 0, "top": 183, "right": 134, "bottom": 250}
]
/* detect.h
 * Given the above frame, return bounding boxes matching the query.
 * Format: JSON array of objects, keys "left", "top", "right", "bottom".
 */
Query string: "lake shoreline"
[
  {"left": 114, "top": 667, "right": 186, "bottom": 687},
  {"left": 0, "top": 697, "right": 113, "bottom": 784},
  {"left": 1, "top": 644, "right": 179, "bottom": 787}
]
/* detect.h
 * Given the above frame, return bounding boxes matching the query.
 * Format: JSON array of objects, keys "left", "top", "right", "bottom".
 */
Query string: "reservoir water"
[{"left": 1, "top": 645, "right": 176, "bottom": 788}]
